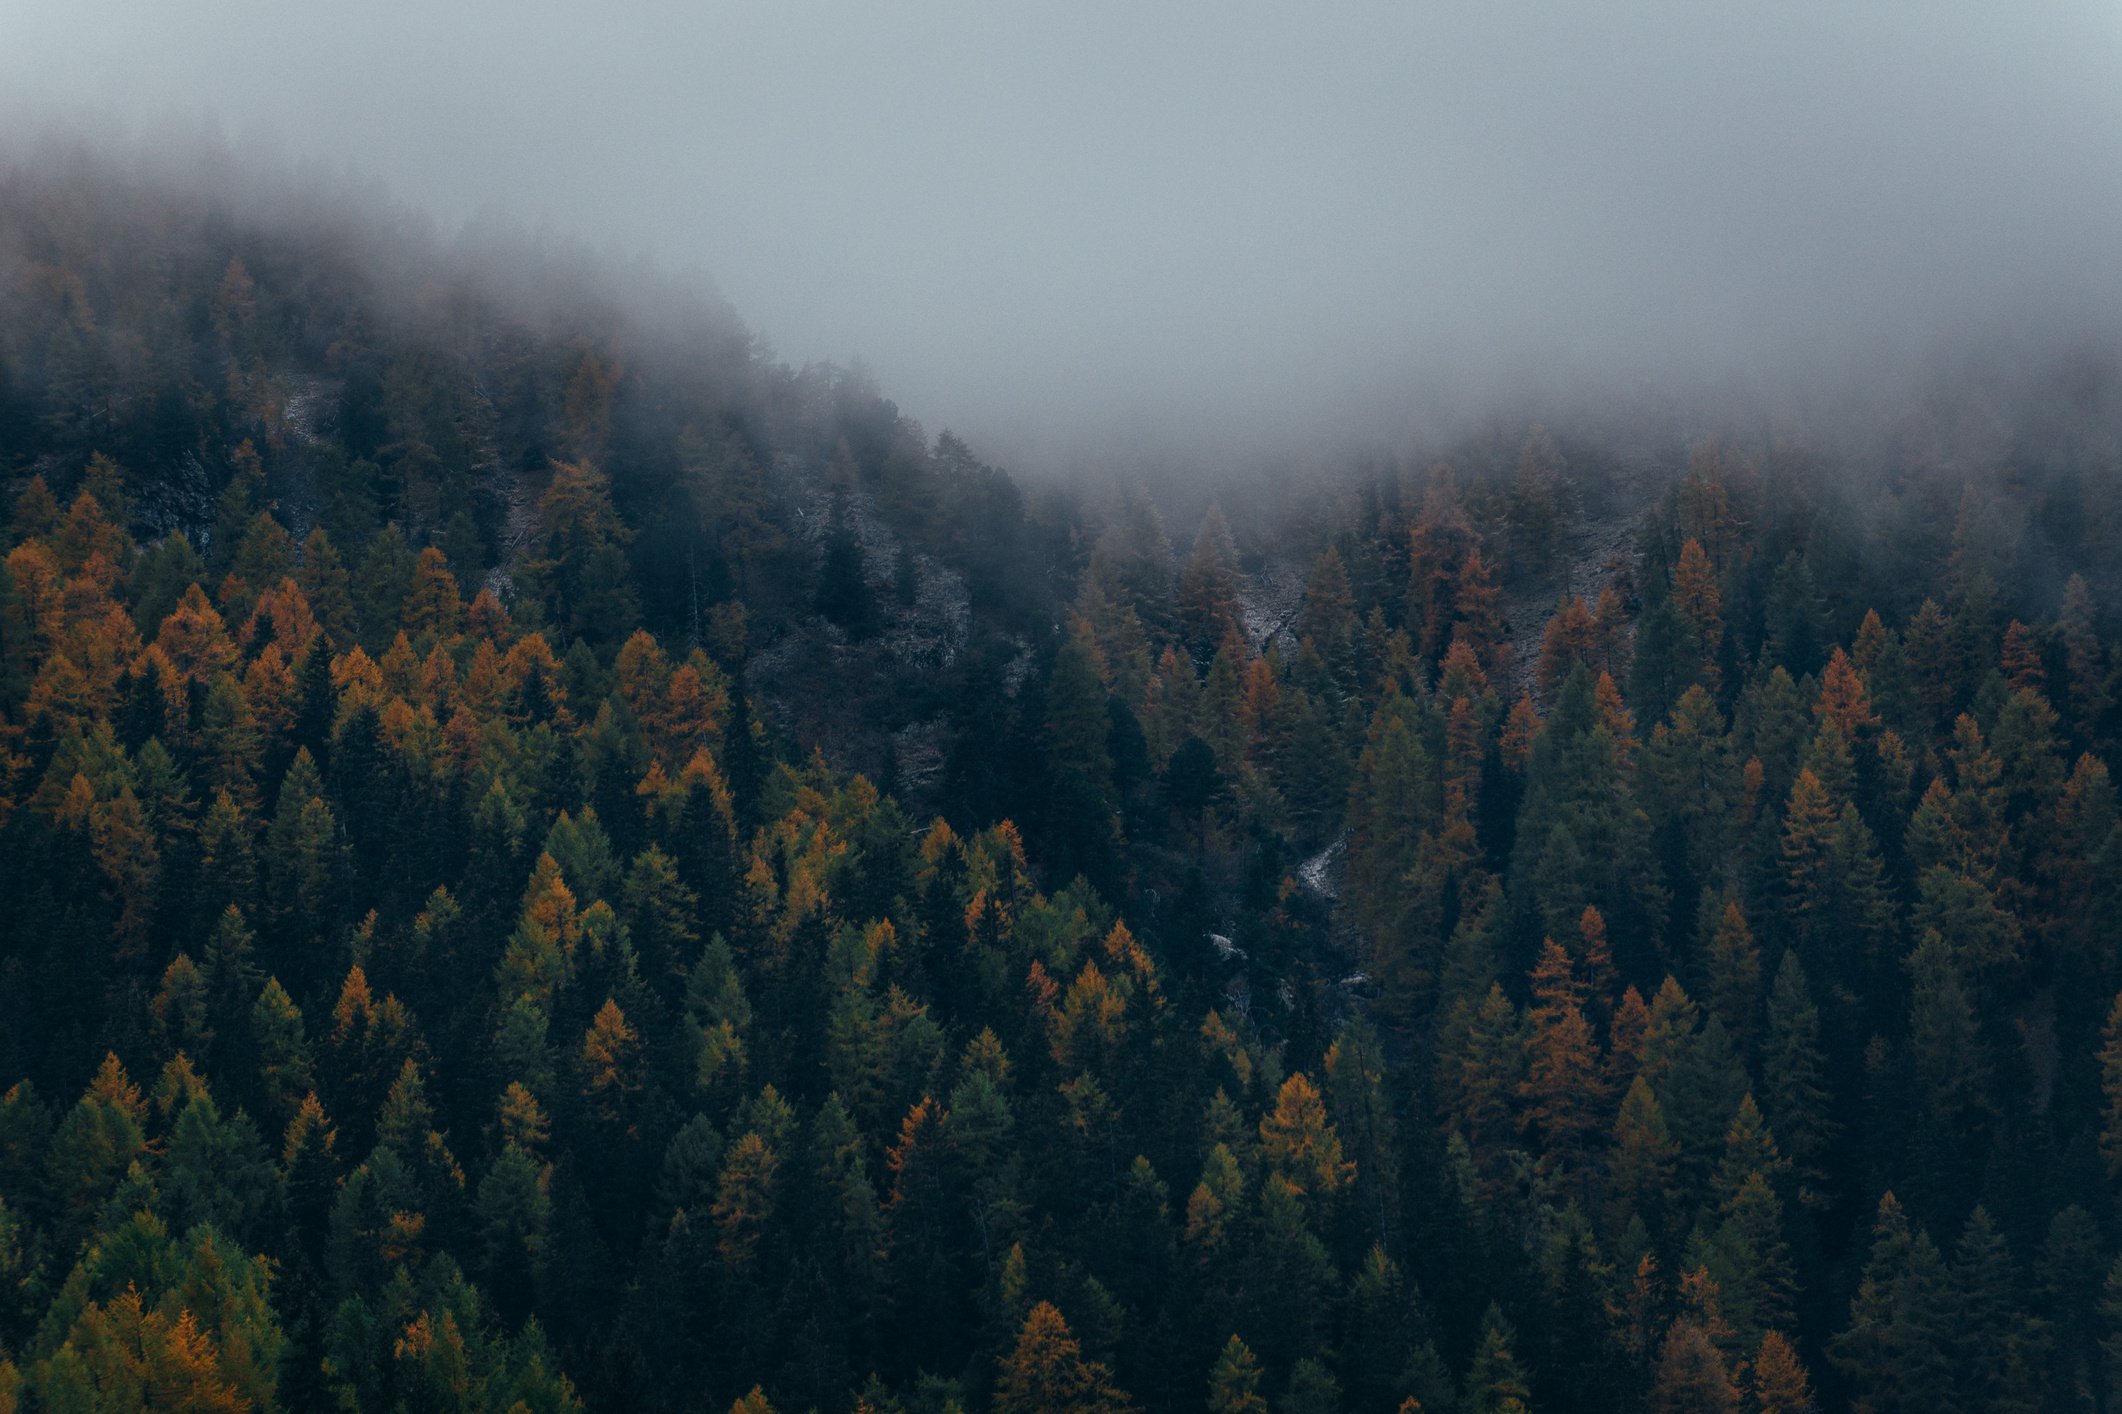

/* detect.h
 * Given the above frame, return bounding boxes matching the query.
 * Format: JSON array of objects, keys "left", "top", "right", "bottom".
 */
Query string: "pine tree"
[
  {"left": 1903, "top": 598, "right": 1963, "bottom": 733},
  {"left": 2099, "top": 1252, "right": 2122, "bottom": 1413},
  {"left": 45, "top": 1053, "right": 148, "bottom": 1244},
  {"left": 1948, "top": 1205, "right": 2047, "bottom": 1410},
  {"left": 1606, "top": 984, "right": 1652, "bottom": 1095},
  {"left": 1710, "top": 1095, "right": 1786, "bottom": 1205},
  {"left": 2038, "top": 1205, "right": 2105, "bottom": 1410},
  {"left": 1608, "top": 1076, "right": 1678, "bottom": 1235},
  {"left": 1179, "top": 507, "right": 1242, "bottom": 664},
  {"left": 1704, "top": 1169, "right": 1795, "bottom": 1349},
  {"left": 1297, "top": 545, "right": 1358, "bottom": 679},
  {"left": 816, "top": 513, "right": 878, "bottom": 639},
  {"left": 401, "top": 545, "right": 462, "bottom": 639},
  {"left": 1779, "top": 768, "right": 1838, "bottom": 939},
  {"left": 1636, "top": 977, "right": 1725, "bottom": 1148},
  {"left": 521, "top": 460, "right": 638, "bottom": 647},
  {"left": 1815, "top": 646, "right": 1880, "bottom": 738},
  {"left": 282, "top": 1090, "right": 340, "bottom": 1241},
  {"left": 1185, "top": 1142, "right": 1246, "bottom": 1252},
  {"left": 1822, "top": 802, "right": 1897, "bottom": 979},
  {"left": 1325, "top": 1020, "right": 1401, "bottom": 1244},
  {"left": 1207, "top": 1334, "right": 1268, "bottom": 1414},
  {"left": 1463, "top": 1304, "right": 1533, "bottom": 1414},
  {"left": 250, "top": 977, "right": 314, "bottom": 1124},
  {"left": 152, "top": 952, "right": 214, "bottom": 1063},
  {"left": 1700, "top": 897, "right": 1760, "bottom": 1049},
  {"left": 1641, "top": 687, "right": 1740, "bottom": 904},
  {"left": 1281, "top": 1358, "right": 1341, "bottom": 1414},
  {"left": 2102, "top": 993, "right": 2122, "bottom": 1184},
  {"left": 1512, "top": 426, "right": 1567, "bottom": 580},
  {"left": 1047, "top": 628, "right": 1118, "bottom": 811},
  {"left": 1346, "top": 701, "right": 1438, "bottom": 1013},
  {"left": 1763, "top": 552, "right": 1829, "bottom": 678},
  {"left": 1087, "top": 489, "right": 1177, "bottom": 636},
  {"left": 1829, "top": 1193, "right": 1954, "bottom": 1413},
  {"left": 712, "top": 1130, "right": 782, "bottom": 1272},
  {"left": 1906, "top": 929, "right": 1992, "bottom": 1156},
  {"left": 1631, "top": 596, "right": 1698, "bottom": 727},
  {"left": 2060, "top": 574, "right": 2111, "bottom": 742},
  {"left": 1444, "top": 984, "right": 1524, "bottom": 1186}
]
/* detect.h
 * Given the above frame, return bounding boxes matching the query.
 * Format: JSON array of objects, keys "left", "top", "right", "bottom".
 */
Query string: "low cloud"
[{"left": 4, "top": 0, "right": 2119, "bottom": 473}]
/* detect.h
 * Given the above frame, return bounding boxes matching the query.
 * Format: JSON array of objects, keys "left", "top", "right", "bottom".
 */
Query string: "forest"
[{"left": 6, "top": 152, "right": 2122, "bottom": 1414}]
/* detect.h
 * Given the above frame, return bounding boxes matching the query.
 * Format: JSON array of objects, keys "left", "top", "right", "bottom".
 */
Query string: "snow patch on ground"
[
  {"left": 1297, "top": 835, "right": 1344, "bottom": 900},
  {"left": 790, "top": 483, "right": 973, "bottom": 671},
  {"left": 277, "top": 376, "right": 335, "bottom": 450},
  {"left": 1239, "top": 559, "right": 1310, "bottom": 657}
]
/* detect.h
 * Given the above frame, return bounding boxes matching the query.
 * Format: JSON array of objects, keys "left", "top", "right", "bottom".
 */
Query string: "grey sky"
[{"left": 5, "top": 1, "right": 2121, "bottom": 470}]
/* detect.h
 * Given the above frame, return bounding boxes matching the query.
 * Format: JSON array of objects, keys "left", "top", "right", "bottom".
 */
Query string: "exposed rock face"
[
  {"left": 738, "top": 480, "right": 986, "bottom": 802},
  {"left": 1238, "top": 559, "right": 1309, "bottom": 658}
]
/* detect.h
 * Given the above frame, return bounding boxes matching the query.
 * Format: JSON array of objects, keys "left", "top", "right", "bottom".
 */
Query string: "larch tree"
[
  {"left": 995, "top": 1301, "right": 1134, "bottom": 1414},
  {"left": 1260, "top": 1072, "right": 1354, "bottom": 1201},
  {"left": 1749, "top": 1331, "right": 1816, "bottom": 1414},
  {"left": 1520, "top": 939, "right": 1605, "bottom": 1180}
]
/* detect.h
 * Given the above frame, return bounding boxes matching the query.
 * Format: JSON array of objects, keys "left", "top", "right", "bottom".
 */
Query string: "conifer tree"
[
  {"left": 815, "top": 514, "right": 878, "bottom": 640},
  {"left": 1260, "top": 1072, "right": 1354, "bottom": 1200},
  {"left": 1179, "top": 507, "right": 1242, "bottom": 664},
  {"left": 1906, "top": 929, "right": 1992, "bottom": 1162},
  {"left": 1537, "top": 596, "right": 1601, "bottom": 699},
  {"left": 1464, "top": 1304, "right": 1533, "bottom": 1414},
  {"left": 1649, "top": 1315, "right": 1739, "bottom": 1414},
  {"left": 2061, "top": 574, "right": 2112, "bottom": 742},
  {"left": 1749, "top": 1331, "right": 1815, "bottom": 1414},
  {"left": 1829, "top": 1193, "right": 1954, "bottom": 1412},
  {"left": 996, "top": 1301, "right": 1134, "bottom": 1414},
  {"left": 1444, "top": 984, "right": 1524, "bottom": 1188},
  {"left": 1520, "top": 939, "right": 1605, "bottom": 1180},
  {"left": 1948, "top": 1205, "right": 2047, "bottom": 1409},
  {"left": 1700, "top": 896, "right": 1759, "bottom": 1049},
  {"left": 1670, "top": 538, "right": 1723, "bottom": 693},
  {"left": 1702, "top": 1168, "right": 1795, "bottom": 1350},
  {"left": 250, "top": 977, "right": 314, "bottom": 1123},
  {"left": 1608, "top": 1076, "right": 1678, "bottom": 1236},
  {"left": 1207, "top": 1334, "right": 1268, "bottom": 1414},
  {"left": 2102, "top": 992, "right": 2122, "bottom": 1182},
  {"left": 2099, "top": 1252, "right": 2122, "bottom": 1413},
  {"left": 1512, "top": 427, "right": 1567, "bottom": 580}
]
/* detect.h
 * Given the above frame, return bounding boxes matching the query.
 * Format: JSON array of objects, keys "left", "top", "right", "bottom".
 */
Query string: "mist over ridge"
[{"left": 5, "top": 0, "right": 2122, "bottom": 477}]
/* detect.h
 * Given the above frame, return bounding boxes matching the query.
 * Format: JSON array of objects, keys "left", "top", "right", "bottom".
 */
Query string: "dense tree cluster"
[{"left": 9, "top": 153, "right": 2122, "bottom": 1412}]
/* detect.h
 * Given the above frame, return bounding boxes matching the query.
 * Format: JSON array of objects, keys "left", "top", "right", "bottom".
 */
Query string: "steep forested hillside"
[{"left": 7, "top": 152, "right": 2122, "bottom": 1413}]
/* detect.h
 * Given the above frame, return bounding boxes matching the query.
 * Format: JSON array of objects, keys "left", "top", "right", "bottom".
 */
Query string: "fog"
[{"left": 5, "top": 0, "right": 2121, "bottom": 474}]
